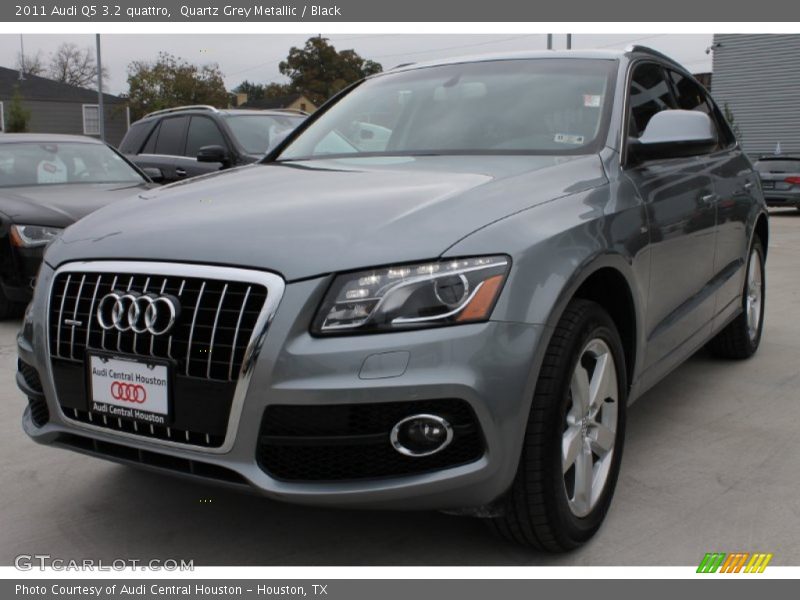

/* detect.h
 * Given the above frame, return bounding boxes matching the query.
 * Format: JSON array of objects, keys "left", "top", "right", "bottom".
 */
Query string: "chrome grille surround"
[{"left": 45, "top": 261, "right": 285, "bottom": 454}]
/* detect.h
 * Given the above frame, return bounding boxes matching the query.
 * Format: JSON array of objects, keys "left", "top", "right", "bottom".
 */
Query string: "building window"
[{"left": 82, "top": 104, "right": 100, "bottom": 135}]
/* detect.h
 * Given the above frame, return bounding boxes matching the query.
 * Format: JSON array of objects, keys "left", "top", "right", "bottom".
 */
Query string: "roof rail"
[
  {"left": 625, "top": 45, "right": 682, "bottom": 66},
  {"left": 143, "top": 105, "right": 220, "bottom": 119},
  {"left": 265, "top": 108, "right": 309, "bottom": 116}
]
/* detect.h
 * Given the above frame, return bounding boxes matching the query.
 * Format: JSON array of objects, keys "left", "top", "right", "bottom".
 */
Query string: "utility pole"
[
  {"left": 566, "top": 34, "right": 572, "bottom": 49},
  {"left": 547, "top": 34, "right": 553, "bottom": 50},
  {"left": 95, "top": 34, "right": 105, "bottom": 142},
  {"left": 18, "top": 34, "right": 25, "bottom": 80}
]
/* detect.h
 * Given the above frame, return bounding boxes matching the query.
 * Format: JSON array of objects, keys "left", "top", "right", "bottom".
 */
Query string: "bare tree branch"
[
  {"left": 47, "top": 43, "right": 109, "bottom": 89},
  {"left": 15, "top": 50, "right": 45, "bottom": 77}
]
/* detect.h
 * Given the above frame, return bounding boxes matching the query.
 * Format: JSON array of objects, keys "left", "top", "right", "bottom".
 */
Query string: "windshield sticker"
[
  {"left": 554, "top": 133, "right": 585, "bottom": 145},
  {"left": 583, "top": 94, "right": 602, "bottom": 108}
]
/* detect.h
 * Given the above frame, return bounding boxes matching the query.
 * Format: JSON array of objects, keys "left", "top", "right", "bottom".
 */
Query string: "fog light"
[{"left": 390, "top": 414, "right": 453, "bottom": 457}]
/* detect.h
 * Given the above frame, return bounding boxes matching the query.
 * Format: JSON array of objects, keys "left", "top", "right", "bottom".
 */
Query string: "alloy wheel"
[
  {"left": 746, "top": 249, "right": 763, "bottom": 342},
  {"left": 562, "top": 338, "right": 619, "bottom": 518}
]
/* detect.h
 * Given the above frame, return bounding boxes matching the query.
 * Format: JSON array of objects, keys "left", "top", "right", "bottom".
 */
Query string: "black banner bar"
[
  {"left": 3, "top": 579, "right": 798, "bottom": 600},
  {"left": 3, "top": 0, "right": 799, "bottom": 22}
]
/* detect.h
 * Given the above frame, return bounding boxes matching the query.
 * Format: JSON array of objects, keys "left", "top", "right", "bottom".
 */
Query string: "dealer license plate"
[{"left": 88, "top": 354, "right": 171, "bottom": 426}]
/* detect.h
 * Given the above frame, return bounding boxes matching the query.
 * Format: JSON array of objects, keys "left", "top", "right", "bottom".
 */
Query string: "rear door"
[
  {"left": 173, "top": 116, "right": 232, "bottom": 180},
  {"left": 623, "top": 62, "right": 718, "bottom": 372},
  {"left": 135, "top": 116, "right": 189, "bottom": 183},
  {"left": 668, "top": 70, "right": 760, "bottom": 328}
]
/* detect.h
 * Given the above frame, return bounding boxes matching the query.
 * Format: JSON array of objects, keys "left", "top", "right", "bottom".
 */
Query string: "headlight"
[
  {"left": 312, "top": 255, "right": 510, "bottom": 334},
  {"left": 10, "top": 225, "right": 63, "bottom": 248}
]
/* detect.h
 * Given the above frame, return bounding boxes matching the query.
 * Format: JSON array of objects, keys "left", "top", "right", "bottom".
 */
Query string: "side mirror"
[
  {"left": 141, "top": 167, "right": 164, "bottom": 183},
  {"left": 628, "top": 110, "right": 717, "bottom": 162},
  {"left": 197, "top": 145, "right": 231, "bottom": 166}
]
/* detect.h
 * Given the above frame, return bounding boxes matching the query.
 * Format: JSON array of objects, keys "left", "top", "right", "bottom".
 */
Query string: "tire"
[
  {"left": 489, "top": 299, "right": 627, "bottom": 551},
  {"left": 707, "top": 238, "right": 765, "bottom": 359}
]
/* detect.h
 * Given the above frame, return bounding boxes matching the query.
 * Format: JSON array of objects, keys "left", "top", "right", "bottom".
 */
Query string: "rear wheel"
[
  {"left": 707, "top": 239, "right": 765, "bottom": 359},
  {"left": 489, "top": 299, "right": 627, "bottom": 551}
]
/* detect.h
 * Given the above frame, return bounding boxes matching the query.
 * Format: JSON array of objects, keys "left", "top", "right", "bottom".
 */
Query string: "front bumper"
[{"left": 19, "top": 262, "right": 545, "bottom": 510}]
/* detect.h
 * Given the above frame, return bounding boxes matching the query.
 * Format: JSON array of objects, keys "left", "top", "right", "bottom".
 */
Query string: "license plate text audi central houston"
[{"left": 17, "top": 47, "right": 768, "bottom": 551}]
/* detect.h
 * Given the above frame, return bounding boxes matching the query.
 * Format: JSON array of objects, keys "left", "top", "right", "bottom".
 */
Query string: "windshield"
[
  {"left": 278, "top": 58, "right": 616, "bottom": 161},
  {"left": 224, "top": 114, "right": 305, "bottom": 155},
  {"left": 0, "top": 142, "right": 145, "bottom": 188}
]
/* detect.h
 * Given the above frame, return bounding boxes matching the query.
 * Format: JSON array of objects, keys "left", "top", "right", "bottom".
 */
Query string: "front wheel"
[
  {"left": 489, "top": 299, "right": 627, "bottom": 551},
  {"left": 707, "top": 238, "right": 765, "bottom": 359}
]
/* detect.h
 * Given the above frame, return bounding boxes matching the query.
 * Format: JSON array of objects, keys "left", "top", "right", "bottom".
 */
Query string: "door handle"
[
  {"left": 700, "top": 193, "right": 718, "bottom": 204},
  {"left": 175, "top": 168, "right": 187, "bottom": 177},
  {"left": 743, "top": 181, "right": 754, "bottom": 191}
]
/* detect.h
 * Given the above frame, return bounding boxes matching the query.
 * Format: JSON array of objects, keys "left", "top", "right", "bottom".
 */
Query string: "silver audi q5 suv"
[{"left": 17, "top": 47, "right": 768, "bottom": 551}]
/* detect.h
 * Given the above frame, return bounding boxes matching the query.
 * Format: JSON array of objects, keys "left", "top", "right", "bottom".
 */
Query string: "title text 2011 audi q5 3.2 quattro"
[{"left": 17, "top": 47, "right": 768, "bottom": 551}]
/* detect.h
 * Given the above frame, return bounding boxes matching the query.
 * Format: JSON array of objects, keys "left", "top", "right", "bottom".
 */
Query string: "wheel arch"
[
  {"left": 753, "top": 211, "right": 769, "bottom": 257},
  {"left": 541, "top": 255, "right": 643, "bottom": 391}
]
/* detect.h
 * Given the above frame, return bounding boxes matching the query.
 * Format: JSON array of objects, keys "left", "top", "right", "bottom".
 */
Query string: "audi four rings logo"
[
  {"left": 110, "top": 382, "right": 147, "bottom": 403},
  {"left": 96, "top": 291, "right": 180, "bottom": 336}
]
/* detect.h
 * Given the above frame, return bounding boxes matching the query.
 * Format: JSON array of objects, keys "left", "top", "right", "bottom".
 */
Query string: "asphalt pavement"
[{"left": 1, "top": 210, "right": 798, "bottom": 566}]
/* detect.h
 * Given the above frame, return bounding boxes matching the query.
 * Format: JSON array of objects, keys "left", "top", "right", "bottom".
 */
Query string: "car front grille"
[
  {"left": 257, "top": 399, "right": 485, "bottom": 481},
  {"left": 54, "top": 432, "right": 249, "bottom": 485},
  {"left": 48, "top": 265, "right": 274, "bottom": 449},
  {"left": 49, "top": 271, "right": 267, "bottom": 382}
]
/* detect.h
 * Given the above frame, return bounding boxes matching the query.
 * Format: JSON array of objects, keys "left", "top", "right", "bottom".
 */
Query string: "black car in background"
[
  {"left": 119, "top": 105, "right": 306, "bottom": 183},
  {"left": 754, "top": 155, "right": 800, "bottom": 209},
  {"left": 0, "top": 134, "right": 154, "bottom": 318}
]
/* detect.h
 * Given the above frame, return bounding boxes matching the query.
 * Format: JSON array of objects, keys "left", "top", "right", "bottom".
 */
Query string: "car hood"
[
  {"left": 0, "top": 182, "right": 152, "bottom": 227},
  {"left": 48, "top": 155, "right": 607, "bottom": 280}
]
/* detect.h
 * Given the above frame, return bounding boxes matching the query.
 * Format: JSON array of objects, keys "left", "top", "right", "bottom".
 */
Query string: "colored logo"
[
  {"left": 110, "top": 382, "right": 147, "bottom": 404},
  {"left": 697, "top": 552, "right": 773, "bottom": 573}
]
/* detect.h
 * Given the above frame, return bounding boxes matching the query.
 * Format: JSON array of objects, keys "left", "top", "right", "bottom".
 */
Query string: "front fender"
[{"left": 445, "top": 183, "right": 650, "bottom": 387}]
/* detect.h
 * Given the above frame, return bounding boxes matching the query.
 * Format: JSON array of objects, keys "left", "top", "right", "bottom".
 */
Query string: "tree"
[
  {"left": 278, "top": 36, "right": 382, "bottom": 105},
  {"left": 15, "top": 50, "right": 45, "bottom": 77},
  {"left": 263, "top": 82, "right": 293, "bottom": 98},
  {"left": 6, "top": 86, "right": 31, "bottom": 133},
  {"left": 233, "top": 80, "right": 294, "bottom": 102},
  {"left": 233, "top": 80, "right": 265, "bottom": 102},
  {"left": 47, "top": 43, "right": 108, "bottom": 89},
  {"left": 125, "top": 52, "right": 229, "bottom": 120}
]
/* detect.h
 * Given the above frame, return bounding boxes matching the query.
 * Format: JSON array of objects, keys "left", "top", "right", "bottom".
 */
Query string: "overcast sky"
[{"left": 0, "top": 33, "right": 714, "bottom": 95}]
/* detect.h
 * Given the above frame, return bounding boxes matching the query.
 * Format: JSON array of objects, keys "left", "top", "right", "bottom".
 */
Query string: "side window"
[
  {"left": 141, "top": 121, "right": 160, "bottom": 154},
  {"left": 628, "top": 63, "right": 676, "bottom": 138},
  {"left": 185, "top": 116, "right": 227, "bottom": 157},
  {"left": 153, "top": 116, "right": 189, "bottom": 156},
  {"left": 119, "top": 121, "right": 153, "bottom": 154},
  {"left": 668, "top": 71, "right": 710, "bottom": 113},
  {"left": 669, "top": 70, "right": 735, "bottom": 150}
]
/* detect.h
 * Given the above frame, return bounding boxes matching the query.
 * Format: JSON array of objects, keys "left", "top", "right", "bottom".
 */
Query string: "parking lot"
[{"left": 0, "top": 209, "right": 798, "bottom": 567}]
